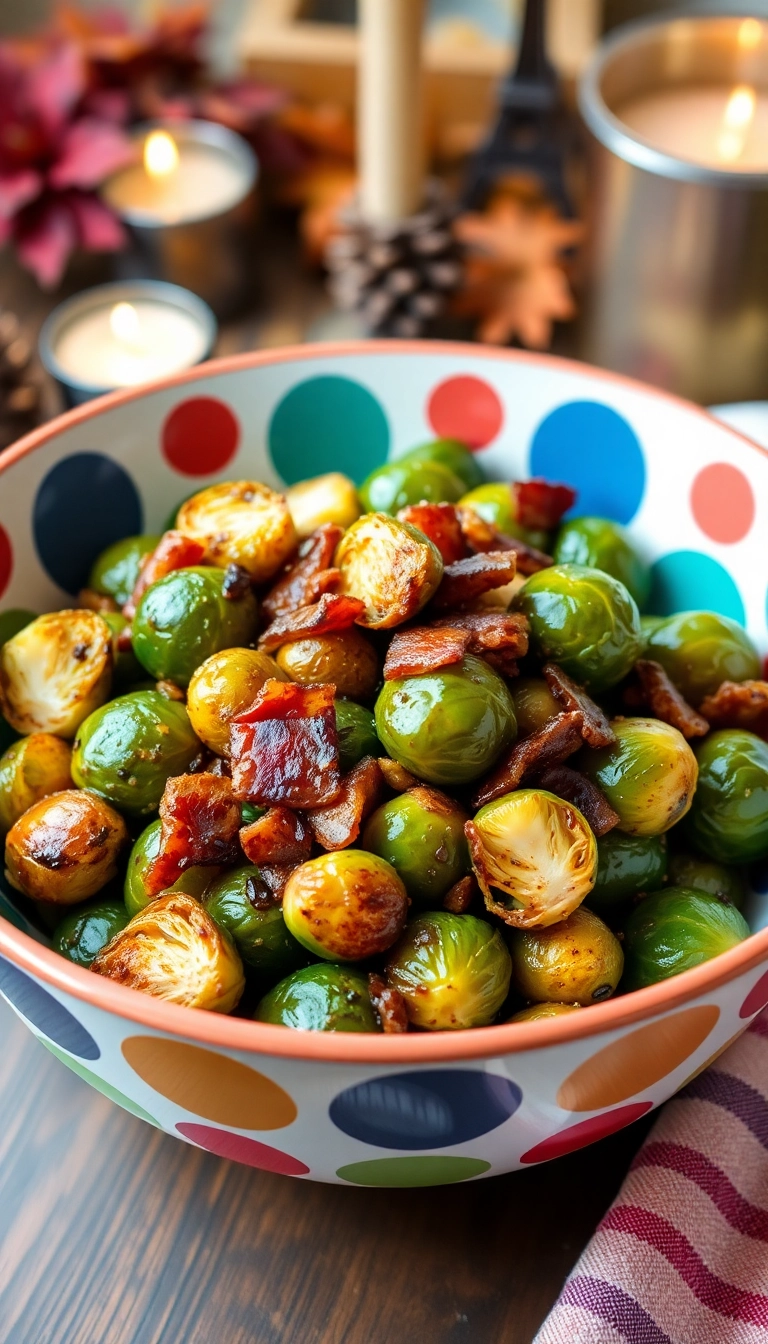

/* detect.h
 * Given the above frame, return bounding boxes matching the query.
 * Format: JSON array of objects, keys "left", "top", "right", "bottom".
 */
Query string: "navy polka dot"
[
  {"left": 0, "top": 957, "right": 100, "bottom": 1059},
  {"left": 530, "top": 402, "right": 645, "bottom": 524},
  {"left": 329, "top": 1069, "right": 521, "bottom": 1149},
  {"left": 34, "top": 454, "right": 143, "bottom": 595}
]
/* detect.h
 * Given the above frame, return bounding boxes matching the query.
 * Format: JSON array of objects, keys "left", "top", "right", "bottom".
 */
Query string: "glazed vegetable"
[
  {"left": 5, "top": 789, "right": 128, "bottom": 904},
  {"left": 285, "top": 472, "right": 361, "bottom": 538},
  {"left": 53, "top": 897, "right": 130, "bottom": 967},
  {"left": 402, "top": 438, "right": 484, "bottom": 491},
  {"left": 282, "top": 851, "right": 408, "bottom": 961},
  {"left": 275, "top": 629, "right": 379, "bottom": 701},
  {"left": 514, "top": 564, "right": 643, "bottom": 692},
  {"left": 621, "top": 886, "right": 750, "bottom": 992},
  {"left": 667, "top": 850, "right": 746, "bottom": 909},
  {"left": 511, "top": 677, "right": 561, "bottom": 737},
  {"left": 204, "top": 865, "right": 309, "bottom": 979},
  {"left": 582, "top": 717, "right": 698, "bottom": 837},
  {"left": 0, "top": 733, "right": 72, "bottom": 833},
  {"left": 359, "top": 458, "right": 464, "bottom": 515},
  {"left": 88, "top": 535, "right": 160, "bottom": 608},
  {"left": 255, "top": 963, "right": 379, "bottom": 1032},
  {"left": 467, "top": 789, "right": 596, "bottom": 928},
  {"left": 72, "top": 690, "right": 200, "bottom": 816},
  {"left": 509, "top": 906, "right": 624, "bottom": 1005},
  {"left": 92, "top": 890, "right": 245, "bottom": 1012},
  {"left": 0, "top": 610, "right": 113, "bottom": 737},
  {"left": 508, "top": 1002, "right": 581, "bottom": 1022},
  {"left": 386, "top": 911, "right": 512, "bottom": 1030},
  {"left": 132, "top": 566, "right": 258, "bottom": 688},
  {"left": 645, "top": 611, "right": 760, "bottom": 706},
  {"left": 362, "top": 787, "right": 469, "bottom": 907},
  {"left": 375, "top": 655, "right": 516, "bottom": 786},
  {"left": 684, "top": 729, "right": 768, "bottom": 864},
  {"left": 459, "top": 483, "right": 549, "bottom": 549},
  {"left": 124, "top": 818, "right": 215, "bottom": 917},
  {"left": 176, "top": 480, "right": 297, "bottom": 582},
  {"left": 187, "top": 647, "right": 286, "bottom": 756},
  {"left": 335, "top": 513, "right": 443, "bottom": 629},
  {"left": 336, "top": 699, "right": 381, "bottom": 772},
  {"left": 553, "top": 517, "right": 650, "bottom": 610},
  {"left": 587, "top": 832, "right": 668, "bottom": 914}
]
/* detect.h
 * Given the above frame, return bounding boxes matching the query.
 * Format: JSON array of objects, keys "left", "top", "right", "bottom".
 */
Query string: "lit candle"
[
  {"left": 617, "top": 82, "right": 768, "bottom": 172},
  {"left": 103, "top": 124, "right": 254, "bottom": 226},
  {"left": 358, "top": 0, "right": 428, "bottom": 222}
]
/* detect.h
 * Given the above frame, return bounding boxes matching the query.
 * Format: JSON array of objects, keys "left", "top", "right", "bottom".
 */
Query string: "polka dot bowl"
[{"left": 2, "top": 340, "right": 768, "bottom": 1186}]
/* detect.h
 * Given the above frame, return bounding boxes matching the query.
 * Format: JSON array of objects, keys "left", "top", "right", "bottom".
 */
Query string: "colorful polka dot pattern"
[
  {"left": 162, "top": 397, "right": 240, "bottom": 476},
  {"left": 529, "top": 402, "right": 645, "bottom": 523},
  {"left": 690, "top": 464, "right": 754, "bottom": 544},
  {"left": 33, "top": 453, "right": 143, "bottom": 595},
  {"left": 650, "top": 551, "right": 745, "bottom": 624},
  {"left": 427, "top": 375, "right": 503, "bottom": 448},
  {"left": 176, "top": 1124, "right": 309, "bottom": 1174},
  {"left": 268, "top": 375, "right": 390, "bottom": 485},
  {"left": 329, "top": 1069, "right": 521, "bottom": 1148},
  {"left": 0, "top": 957, "right": 100, "bottom": 1059},
  {"left": 520, "top": 1104, "right": 654, "bottom": 1164},
  {"left": 0, "top": 525, "right": 12, "bottom": 600},
  {"left": 121, "top": 1037, "right": 296, "bottom": 1129}
]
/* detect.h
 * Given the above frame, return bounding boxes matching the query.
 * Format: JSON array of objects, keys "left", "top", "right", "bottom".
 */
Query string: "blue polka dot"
[
  {"left": 530, "top": 402, "right": 645, "bottom": 524},
  {"left": 34, "top": 454, "right": 143, "bottom": 595},
  {"left": 268, "top": 376, "right": 390, "bottom": 486},
  {"left": 0, "top": 957, "right": 100, "bottom": 1059},
  {"left": 650, "top": 551, "right": 745, "bottom": 624},
  {"left": 750, "top": 860, "right": 768, "bottom": 895},
  {"left": 329, "top": 1069, "right": 521, "bottom": 1149}
]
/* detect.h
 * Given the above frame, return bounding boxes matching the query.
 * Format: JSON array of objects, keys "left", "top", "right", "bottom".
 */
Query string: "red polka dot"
[
  {"left": 427, "top": 376, "right": 503, "bottom": 449},
  {"left": 690, "top": 463, "right": 754, "bottom": 544},
  {"left": 176, "top": 1122, "right": 309, "bottom": 1174},
  {"left": 740, "top": 968, "right": 768, "bottom": 1019},
  {"left": 0, "top": 525, "right": 11, "bottom": 599},
  {"left": 520, "top": 1103, "right": 653, "bottom": 1164},
  {"left": 162, "top": 398, "right": 240, "bottom": 476}
]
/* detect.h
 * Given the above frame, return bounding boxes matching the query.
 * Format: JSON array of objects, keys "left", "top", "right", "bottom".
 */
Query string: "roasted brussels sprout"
[
  {"left": 276, "top": 629, "right": 379, "bottom": 701},
  {"left": 132, "top": 566, "right": 258, "bottom": 688},
  {"left": 467, "top": 789, "right": 597, "bottom": 928},
  {"left": 511, "top": 677, "right": 561, "bottom": 737},
  {"left": 640, "top": 615, "right": 666, "bottom": 645},
  {"left": 282, "top": 851, "right": 408, "bottom": 961},
  {"left": 336, "top": 699, "right": 381, "bottom": 771},
  {"left": 285, "top": 472, "right": 361, "bottom": 538},
  {"left": 176, "top": 480, "right": 297, "bottom": 583},
  {"left": 0, "top": 733, "right": 72, "bottom": 834},
  {"left": 359, "top": 458, "right": 464, "bottom": 515},
  {"left": 362, "top": 787, "right": 469, "bottom": 907},
  {"left": 508, "top": 1002, "right": 581, "bottom": 1022},
  {"left": 645, "top": 611, "right": 760, "bottom": 706},
  {"left": 92, "top": 890, "right": 245, "bottom": 1012},
  {"left": 375, "top": 654, "right": 516, "bottom": 786},
  {"left": 255, "top": 963, "right": 379, "bottom": 1032},
  {"left": 514, "top": 564, "right": 643, "bottom": 692},
  {"left": 53, "top": 897, "right": 130, "bottom": 968},
  {"left": 204, "top": 865, "right": 310, "bottom": 980},
  {"left": 685, "top": 729, "right": 768, "bottom": 864},
  {"left": 99, "top": 610, "right": 144, "bottom": 688},
  {"left": 124, "top": 818, "right": 215, "bottom": 917},
  {"left": 587, "top": 832, "right": 667, "bottom": 914},
  {"left": 402, "top": 438, "right": 484, "bottom": 491},
  {"left": 509, "top": 906, "right": 624, "bottom": 1005},
  {"left": 335, "top": 513, "right": 443, "bottom": 628},
  {"left": 553, "top": 516, "right": 651, "bottom": 610},
  {"left": 187, "top": 647, "right": 286, "bottom": 756},
  {"left": 0, "top": 610, "right": 113, "bottom": 737},
  {"left": 386, "top": 911, "right": 512, "bottom": 1030},
  {"left": 458, "top": 484, "right": 549, "bottom": 550},
  {"left": 5, "top": 789, "right": 129, "bottom": 904},
  {"left": 582, "top": 717, "right": 698, "bottom": 837},
  {"left": 667, "top": 850, "right": 746, "bottom": 909},
  {"left": 88, "top": 535, "right": 160, "bottom": 608},
  {"left": 72, "top": 690, "right": 200, "bottom": 816},
  {"left": 621, "top": 886, "right": 750, "bottom": 992},
  {"left": 0, "top": 609, "right": 35, "bottom": 647}
]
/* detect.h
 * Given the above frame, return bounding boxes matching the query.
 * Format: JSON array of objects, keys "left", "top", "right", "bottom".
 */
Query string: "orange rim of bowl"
[{"left": 1, "top": 339, "right": 767, "bottom": 1065}]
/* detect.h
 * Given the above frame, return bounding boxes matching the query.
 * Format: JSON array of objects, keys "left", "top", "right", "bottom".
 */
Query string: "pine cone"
[{"left": 0, "top": 309, "right": 40, "bottom": 451}]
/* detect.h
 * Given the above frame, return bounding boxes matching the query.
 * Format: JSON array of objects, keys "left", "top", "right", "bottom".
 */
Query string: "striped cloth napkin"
[{"left": 535, "top": 1009, "right": 768, "bottom": 1344}]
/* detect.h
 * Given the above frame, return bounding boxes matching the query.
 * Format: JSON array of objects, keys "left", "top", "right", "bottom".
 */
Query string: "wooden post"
[{"left": 358, "top": 0, "right": 427, "bottom": 223}]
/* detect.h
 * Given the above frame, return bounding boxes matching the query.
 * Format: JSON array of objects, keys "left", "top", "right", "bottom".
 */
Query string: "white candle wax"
[
  {"left": 104, "top": 139, "right": 249, "bottom": 225},
  {"left": 54, "top": 300, "right": 210, "bottom": 389},
  {"left": 359, "top": 0, "right": 427, "bottom": 222},
  {"left": 618, "top": 85, "right": 768, "bottom": 172}
]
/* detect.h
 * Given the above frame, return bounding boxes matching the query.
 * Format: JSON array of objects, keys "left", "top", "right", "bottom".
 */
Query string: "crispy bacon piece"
[
  {"left": 432, "top": 612, "right": 529, "bottom": 671},
  {"left": 144, "top": 773, "right": 242, "bottom": 897},
  {"left": 258, "top": 593, "right": 366, "bottom": 652},
  {"left": 512, "top": 479, "right": 576, "bottom": 531},
  {"left": 473, "top": 711, "right": 584, "bottom": 808},
  {"left": 457, "top": 506, "right": 553, "bottom": 574},
  {"left": 543, "top": 663, "right": 616, "bottom": 749},
  {"left": 699, "top": 679, "right": 768, "bottom": 739},
  {"left": 397, "top": 502, "right": 469, "bottom": 564},
  {"left": 260, "top": 864, "right": 294, "bottom": 903},
  {"left": 431, "top": 552, "right": 517, "bottom": 612},
  {"left": 535, "top": 765, "right": 620, "bottom": 836},
  {"left": 262, "top": 524, "right": 343, "bottom": 621},
  {"left": 383, "top": 626, "right": 470, "bottom": 680},
  {"left": 368, "top": 972, "right": 408, "bottom": 1034},
  {"left": 625, "top": 659, "right": 710, "bottom": 740},
  {"left": 306, "top": 756, "right": 383, "bottom": 850},
  {"left": 443, "top": 875, "right": 478, "bottom": 914},
  {"left": 230, "top": 680, "right": 341, "bottom": 808},
  {"left": 240, "top": 806, "right": 312, "bottom": 866},
  {"left": 378, "top": 758, "right": 420, "bottom": 792},
  {"left": 123, "top": 531, "right": 207, "bottom": 620}
]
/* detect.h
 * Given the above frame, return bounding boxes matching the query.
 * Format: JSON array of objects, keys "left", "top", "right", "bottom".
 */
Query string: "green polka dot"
[
  {"left": 336, "top": 1156, "right": 491, "bottom": 1187},
  {"left": 40, "top": 1039, "right": 161, "bottom": 1127},
  {"left": 268, "top": 376, "right": 390, "bottom": 486},
  {"left": 650, "top": 550, "right": 745, "bottom": 624}
]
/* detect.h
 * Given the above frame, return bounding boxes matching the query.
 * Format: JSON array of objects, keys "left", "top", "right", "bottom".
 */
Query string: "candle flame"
[
  {"left": 716, "top": 84, "right": 757, "bottom": 163},
  {"left": 110, "top": 302, "right": 142, "bottom": 348},
  {"left": 144, "top": 130, "right": 179, "bottom": 179},
  {"left": 738, "top": 18, "right": 763, "bottom": 50}
]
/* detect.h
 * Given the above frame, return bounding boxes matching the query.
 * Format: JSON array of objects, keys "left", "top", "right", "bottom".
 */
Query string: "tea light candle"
[
  {"left": 618, "top": 84, "right": 768, "bottom": 172},
  {"left": 104, "top": 125, "right": 253, "bottom": 226}
]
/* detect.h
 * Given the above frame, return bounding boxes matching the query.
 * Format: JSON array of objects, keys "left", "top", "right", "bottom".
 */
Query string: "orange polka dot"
[
  {"left": 122, "top": 1037, "right": 296, "bottom": 1129},
  {"left": 678, "top": 1026, "right": 746, "bottom": 1090},
  {"left": 556, "top": 1005, "right": 720, "bottom": 1112},
  {"left": 690, "top": 463, "right": 754, "bottom": 544}
]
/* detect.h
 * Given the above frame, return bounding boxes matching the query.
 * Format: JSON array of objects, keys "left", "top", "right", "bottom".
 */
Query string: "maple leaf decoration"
[{"left": 452, "top": 192, "right": 584, "bottom": 349}]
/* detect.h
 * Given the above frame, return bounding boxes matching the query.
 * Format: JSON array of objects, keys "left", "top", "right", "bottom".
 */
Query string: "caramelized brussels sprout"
[
  {"left": 509, "top": 906, "right": 624, "bottom": 1005},
  {"left": 276, "top": 629, "right": 379, "bottom": 701},
  {"left": 335, "top": 513, "right": 443, "bottom": 629},
  {"left": 285, "top": 472, "right": 361, "bottom": 538},
  {"left": 255, "top": 964, "right": 379, "bottom": 1032},
  {"left": 132, "top": 566, "right": 258, "bottom": 688},
  {"left": 98, "top": 609, "right": 144, "bottom": 689},
  {"left": 204, "top": 865, "right": 310, "bottom": 980},
  {"left": 645, "top": 611, "right": 760, "bottom": 706},
  {"left": 402, "top": 438, "right": 484, "bottom": 491},
  {"left": 458, "top": 484, "right": 549, "bottom": 550},
  {"left": 176, "top": 480, "right": 298, "bottom": 583},
  {"left": 5, "top": 789, "right": 128, "bottom": 904},
  {"left": 88, "top": 535, "right": 160, "bottom": 608},
  {"left": 511, "top": 677, "right": 561, "bottom": 737},
  {"left": 53, "top": 897, "right": 129, "bottom": 967},
  {"left": 336, "top": 699, "right": 381, "bottom": 771},
  {"left": 685, "top": 729, "right": 768, "bottom": 863},
  {"left": 587, "top": 832, "right": 667, "bottom": 914},
  {"left": 187, "top": 647, "right": 286, "bottom": 756},
  {"left": 553, "top": 516, "right": 650, "bottom": 610},
  {"left": 582, "top": 717, "right": 698, "bottom": 837},
  {"left": 375, "top": 655, "right": 515, "bottom": 786},
  {"left": 514, "top": 564, "right": 643, "bottom": 692},
  {"left": 0, "top": 609, "right": 35, "bottom": 647},
  {"left": 362, "top": 787, "right": 469, "bottom": 907},
  {"left": 124, "top": 818, "right": 215, "bottom": 917},
  {"left": 667, "top": 850, "right": 746, "bottom": 909},
  {"left": 92, "top": 890, "right": 245, "bottom": 1012},
  {"left": 621, "top": 886, "right": 750, "bottom": 992},
  {"left": 467, "top": 789, "right": 597, "bottom": 928},
  {"left": 359, "top": 458, "right": 464, "bottom": 515},
  {"left": 386, "top": 911, "right": 512, "bottom": 1030},
  {"left": 282, "top": 851, "right": 408, "bottom": 961},
  {"left": 0, "top": 610, "right": 113, "bottom": 737},
  {"left": 0, "top": 733, "right": 72, "bottom": 834},
  {"left": 640, "top": 614, "right": 666, "bottom": 646},
  {"left": 508, "top": 1002, "right": 581, "bottom": 1022},
  {"left": 72, "top": 690, "right": 200, "bottom": 816}
]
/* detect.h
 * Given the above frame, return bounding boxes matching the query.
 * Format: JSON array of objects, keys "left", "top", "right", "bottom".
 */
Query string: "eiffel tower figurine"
[{"left": 462, "top": 0, "right": 572, "bottom": 214}]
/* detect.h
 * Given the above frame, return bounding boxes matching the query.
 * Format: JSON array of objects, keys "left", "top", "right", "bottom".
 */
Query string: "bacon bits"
[
  {"left": 699, "top": 679, "right": 768, "bottom": 739},
  {"left": 534, "top": 765, "right": 620, "bottom": 836},
  {"left": 258, "top": 593, "right": 365, "bottom": 652},
  {"left": 457, "top": 507, "right": 553, "bottom": 574},
  {"left": 443, "top": 875, "right": 478, "bottom": 914},
  {"left": 432, "top": 611, "right": 529, "bottom": 675},
  {"left": 124, "top": 531, "right": 206, "bottom": 620},
  {"left": 306, "top": 756, "right": 384, "bottom": 850},
  {"left": 397, "top": 503, "right": 469, "bottom": 565},
  {"left": 473, "top": 711, "right": 584, "bottom": 808},
  {"left": 230, "top": 680, "right": 340, "bottom": 809},
  {"left": 512, "top": 479, "right": 576, "bottom": 531},
  {"left": 383, "top": 626, "right": 470, "bottom": 680},
  {"left": 145, "top": 773, "right": 242, "bottom": 896},
  {"left": 262, "top": 524, "right": 343, "bottom": 621},
  {"left": 259, "top": 864, "right": 295, "bottom": 903},
  {"left": 239, "top": 806, "right": 312, "bottom": 866},
  {"left": 543, "top": 662, "right": 616, "bottom": 748},
  {"left": 431, "top": 551, "right": 517, "bottom": 612},
  {"left": 368, "top": 972, "right": 408, "bottom": 1033},
  {"left": 626, "top": 659, "right": 710, "bottom": 740}
]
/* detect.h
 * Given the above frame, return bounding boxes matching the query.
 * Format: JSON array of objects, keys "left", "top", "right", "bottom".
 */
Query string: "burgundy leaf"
[
  {"left": 0, "top": 168, "right": 42, "bottom": 218},
  {"left": 15, "top": 197, "right": 76, "bottom": 288},
  {"left": 50, "top": 118, "right": 133, "bottom": 189},
  {"left": 27, "top": 44, "right": 86, "bottom": 140},
  {"left": 68, "top": 192, "right": 126, "bottom": 250}
]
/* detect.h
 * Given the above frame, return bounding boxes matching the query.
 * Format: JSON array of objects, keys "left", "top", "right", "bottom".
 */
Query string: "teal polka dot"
[
  {"left": 336, "top": 1156, "right": 491, "bottom": 1186},
  {"left": 268, "top": 376, "right": 390, "bottom": 486},
  {"left": 650, "top": 551, "right": 745, "bottom": 624}
]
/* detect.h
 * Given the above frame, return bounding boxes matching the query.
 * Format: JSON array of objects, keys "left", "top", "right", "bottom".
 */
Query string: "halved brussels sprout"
[
  {"left": 72, "top": 690, "right": 200, "bottom": 816},
  {"left": 255, "top": 963, "right": 379, "bottom": 1032},
  {"left": 187, "top": 647, "right": 286, "bottom": 756},
  {"left": 645, "top": 611, "right": 760, "bottom": 707},
  {"left": 92, "top": 890, "right": 245, "bottom": 1012},
  {"left": 621, "top": 886, "right": 750, "bottom": 992},
  {"left": 282, "top": 851, "right": 408, "bottom": 961},
  {"left": 88, "top": 535, "right": 161, "bottom": 608},
  {"left": 276, "top": 630, "right": 379, "bottom": 701},
  {"left": 582, "top": 717, "right": 698, "bottom": 837},
  {"left": 176, "top": 480, "right": 297, "bottom": 583},
  {"left": 362, "top": 787, "right": 469, "bottom": 907},
  {"left": 667, "top": 850, "right": 746, "bottom": 909},
  {"left": 467, "top": 789, "right": 597, "bottom": 928},
  {"left": 685, "top": 729, "right": 768, "bottom": 864},
  {"left": 124, "top": 818, "right": 216, "bottom": 917},
  {"left": 0, "top": 733, "right": 73, "bottom": 834},
  {"left": 285, "top": 472, "right": 361, "bottom": 538},
  {"left": 132, "top": 566, "right": 258, "bottom": 688},
  {"left": 335, "top": 513, "right": 443, "bottom": 629},
  {"left": 0, "top": 610, "right": 113, "bottom": 738},
  {"left": 509, "top": 906, "right": 624, "bottom": 1005},
  {"left": 508, "top": 1002, "right": 581, "bottom": 1023},
  {"left": 336, "top": 699, "right": 381, "bottom": 772},
  {"left": 402, "top": 438, "right": 484, "bottom": 491},
  {"left": 204, "top": 865, "right": 310, "bottom": 979},
  {"left": 511, "top": 677, "right": 561, "bottom": 737},
  {"left": 385, "top": 911, "right": 512, "bottom": 1030},
  {"left": 53, "top": 897, "right": 130, "bottom": 968},
  {"left": 514, "top": 564, "right": 643, "bottom": 692},
  {"left": 553, "top": 517, "right": 650, "bottom": 610},
  {"left": 5, "top": 789, "right": 129, "bottom": 904},
  {"left": 359, "top": 458, "right": 464, "bottom": 515},
  {"left": 587, "top": 832, "right": 667, "bottom": 915}
]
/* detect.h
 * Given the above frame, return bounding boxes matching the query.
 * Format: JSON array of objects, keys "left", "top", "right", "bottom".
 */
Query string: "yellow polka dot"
[
  {"left": 122, "top": 1037, "right": 297, "bottom": 1129},
  {"left": 556, "top": 1004, "right": 720, "bottom": 1112}
]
